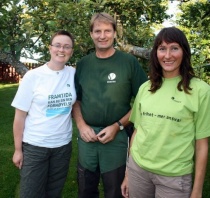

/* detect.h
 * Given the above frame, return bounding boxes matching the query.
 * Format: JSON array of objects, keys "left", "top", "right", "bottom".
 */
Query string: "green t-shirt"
[
  {"left": 130, "top": 76, "right": 210, "bottom": 176},
  {"left": 75, "top": 50, "right": 147, "bottom": 172},
  {"left": 75, "top": 50, "right": 148, "bottom": 127}
]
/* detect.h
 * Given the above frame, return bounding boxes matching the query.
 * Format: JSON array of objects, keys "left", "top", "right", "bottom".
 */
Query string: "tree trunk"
[
  {"left": 0, "top": 51, "right": 28, "bottom": 77},
  {"left": 117, "top": 42, "right": 151, "bottom": 60}
]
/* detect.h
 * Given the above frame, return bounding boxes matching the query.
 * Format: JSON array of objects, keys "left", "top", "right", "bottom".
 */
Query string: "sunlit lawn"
[
  {"left": 0, "top": 83, "right": 209, "bottom": 198},
  {"left": 0, "top": 83, "right": 78, "bottom": 198}
]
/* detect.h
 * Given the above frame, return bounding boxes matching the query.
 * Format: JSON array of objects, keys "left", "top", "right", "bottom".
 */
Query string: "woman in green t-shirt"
[{"left": 121, "top": 27, "right": 210, "bottom": 198}]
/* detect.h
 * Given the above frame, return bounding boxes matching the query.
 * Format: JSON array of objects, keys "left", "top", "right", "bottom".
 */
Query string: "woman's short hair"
[{"left": 50, "top": 30, "right": 74, "bottom": 47}]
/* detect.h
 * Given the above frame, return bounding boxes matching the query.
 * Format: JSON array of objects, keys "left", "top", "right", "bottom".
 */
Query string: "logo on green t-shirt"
[{"left": 107, "top": 73, "right": 116, "bottom": 83}]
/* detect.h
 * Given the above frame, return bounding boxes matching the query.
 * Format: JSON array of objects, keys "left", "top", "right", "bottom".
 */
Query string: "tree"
[
  {"left": 175, "top": 0, "right": 210, "bottom": 83},
  {"left": 0, "top": 0, "right": 170, "bottom": 75}
]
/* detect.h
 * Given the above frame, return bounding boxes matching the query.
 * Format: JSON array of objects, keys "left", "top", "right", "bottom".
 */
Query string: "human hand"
[
  {"left": 121, "top": 175, "right": 129, "bottom": 198},
  {"left": 190, "top": 188, "right": 203, "bottom": 198},
  {"left": 97, "top": 124, "right": 118, "bottom": 144},
  {"left": 13, "top": 150, "right": 23, "bottom": 169},
  {"left": 79, "top": 124, "right": 98, "bottom": 142}
]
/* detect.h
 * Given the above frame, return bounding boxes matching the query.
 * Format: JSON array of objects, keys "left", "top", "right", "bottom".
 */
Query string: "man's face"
[{"left": 90, "top": 21, "right": 116, "bottom": 51}]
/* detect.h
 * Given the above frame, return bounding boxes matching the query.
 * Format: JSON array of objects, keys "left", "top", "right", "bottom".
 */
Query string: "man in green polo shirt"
[{"left": 72, "top": 12, "right": 147, "bottom": 198}]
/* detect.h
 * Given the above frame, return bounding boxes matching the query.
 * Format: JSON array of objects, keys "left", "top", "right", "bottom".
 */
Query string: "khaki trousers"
[{"left": 127, "top": 155, "right": 192, "bottom": 198}]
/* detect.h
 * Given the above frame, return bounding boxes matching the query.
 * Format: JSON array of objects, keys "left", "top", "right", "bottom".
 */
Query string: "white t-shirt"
[{"left": 11, "top": 64, "right": 76, "bottom": 148}]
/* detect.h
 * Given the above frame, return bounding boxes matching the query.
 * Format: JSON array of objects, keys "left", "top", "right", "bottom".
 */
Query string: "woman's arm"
[
  {"left": 12, "top": 109, "right": 27, "bottom": 169},
  {"left": 121, "top": 129, "right": 137, "bottom": 198},
  {"left": 191, "top": 137, "right": 209, "bottom": 198}
]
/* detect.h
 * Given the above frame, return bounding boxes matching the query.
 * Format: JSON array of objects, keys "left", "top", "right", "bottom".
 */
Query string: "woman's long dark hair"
[{"left": 149, "top": 27, "right": 196, "bottom": 94}]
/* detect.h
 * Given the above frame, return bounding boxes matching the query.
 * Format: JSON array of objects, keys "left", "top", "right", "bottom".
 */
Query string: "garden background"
[{"left": 1, "top": 0, "right": 210, "bottom": 197}]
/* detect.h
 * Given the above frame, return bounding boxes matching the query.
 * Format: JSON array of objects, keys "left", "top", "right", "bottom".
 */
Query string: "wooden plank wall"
[{"left": 0, "top": 62, "right": 40, "bottom": 83}]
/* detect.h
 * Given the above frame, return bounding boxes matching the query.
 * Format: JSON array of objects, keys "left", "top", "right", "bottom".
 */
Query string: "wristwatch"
[{"left": 117, "top": 121, "right": 124, "bottom": 131}]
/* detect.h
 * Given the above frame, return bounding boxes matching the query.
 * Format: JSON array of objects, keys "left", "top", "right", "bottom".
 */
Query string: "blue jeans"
[{"left": 20, "top": 142, "right": 72, "bottom": 198}]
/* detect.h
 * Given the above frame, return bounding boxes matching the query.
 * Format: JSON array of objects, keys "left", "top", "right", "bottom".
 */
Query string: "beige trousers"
[{"left": 127, "top": 155, "right": 192, "bottom": 198}]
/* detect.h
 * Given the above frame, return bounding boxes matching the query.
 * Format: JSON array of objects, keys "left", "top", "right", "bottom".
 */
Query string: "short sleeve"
[
  {"left": 11, "top": 71, "right": 34, "bottom": 112},
  {"left": 194, "top": 87, "right": 210, "bottom": 139},
  {"left": 129, "top": 88, "right": 142, "bottom": 129},
  {"left": 131, "top": 57, "right": 148, "bottom": 97}
]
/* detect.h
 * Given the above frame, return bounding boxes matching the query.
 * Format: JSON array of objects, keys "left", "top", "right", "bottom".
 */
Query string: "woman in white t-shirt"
[{"left": 11, "top": 30, "right": 76, "bottom": 197}]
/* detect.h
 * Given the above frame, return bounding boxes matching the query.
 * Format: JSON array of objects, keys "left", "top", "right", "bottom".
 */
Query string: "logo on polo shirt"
[{"left": 107, "top": 73, "right": 116, "bottom": 83}]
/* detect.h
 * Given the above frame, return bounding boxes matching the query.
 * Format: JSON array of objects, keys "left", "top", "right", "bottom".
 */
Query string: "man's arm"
[
  {"left": 72, "top": 101, "right": 98, "bottom": 142},
  {"left": 190, "top": 137, "right": 208, "bottom": 198},
  {"left": 97, "top": 110, "right": 132, "bottom": 144}
]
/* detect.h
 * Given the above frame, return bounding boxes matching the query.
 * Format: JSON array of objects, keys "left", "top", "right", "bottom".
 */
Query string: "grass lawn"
[
  {"left": 0, "top": 83, "right": 79, "bottom": 198},
  {"left": 0, "top": 83, "right": 210, "bottom": 198}
]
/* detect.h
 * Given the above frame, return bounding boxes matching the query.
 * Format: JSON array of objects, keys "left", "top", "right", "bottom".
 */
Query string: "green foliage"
[
  {"left": 0, "top": 1, "right": 26, "bottom": 59},
  {"left": 176, "top": 0, "right": 210, "bottom": 84},
  {"left": 1, "top": 0, "right": 209, "bottom": 82},
  {"left": 194, "top": 64, "right": 210, "bottom": 84},
  {"left": 0, "top": 0, "right": 169, "bottom": 64}
]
